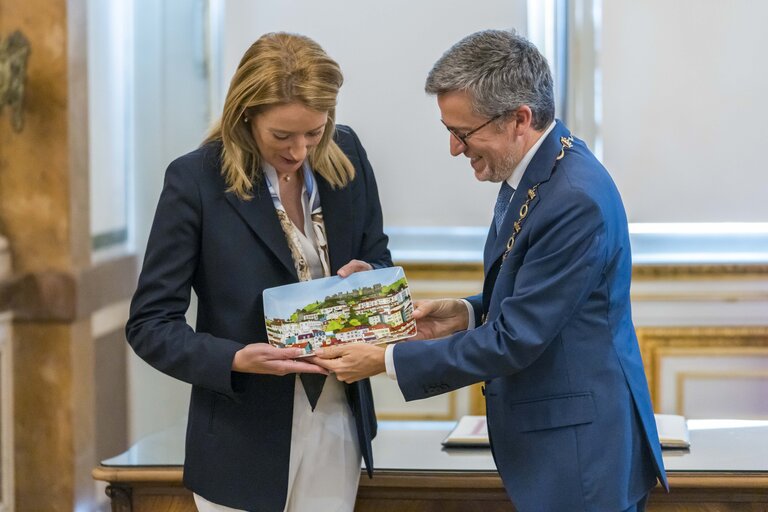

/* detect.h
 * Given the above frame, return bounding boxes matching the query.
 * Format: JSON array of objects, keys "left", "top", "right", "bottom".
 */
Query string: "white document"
[
  {"left": 654, "top": 413, "right": 691, "bottom": 449},
  {"left": 442, "top": 415, "right": 490, "bottom": 447}
]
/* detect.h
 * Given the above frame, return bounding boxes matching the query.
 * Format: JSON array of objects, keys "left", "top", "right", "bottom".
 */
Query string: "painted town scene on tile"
[{"left": 264, "top": 267, "right": 416, "bottom": 355}]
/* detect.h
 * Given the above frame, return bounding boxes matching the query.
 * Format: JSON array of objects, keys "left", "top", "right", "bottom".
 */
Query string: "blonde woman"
[{"left": 126, "top": 33, "right": 390, "bottom": 511}]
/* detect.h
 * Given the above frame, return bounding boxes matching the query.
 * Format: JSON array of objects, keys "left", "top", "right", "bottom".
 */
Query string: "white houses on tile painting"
[{"left": 265, "top": 277, "right": 416, "bottom": 353}]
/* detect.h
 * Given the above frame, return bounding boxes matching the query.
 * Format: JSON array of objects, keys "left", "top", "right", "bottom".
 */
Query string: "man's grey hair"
[{"left": 425, "top": 29, "right": 555, "bottom": 130}]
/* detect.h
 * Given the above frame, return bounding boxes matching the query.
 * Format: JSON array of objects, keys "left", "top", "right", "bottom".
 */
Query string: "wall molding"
[
  {"left": 675, "top": 369, "right": 768, "bottom": 417},
  {"left": 0, "top": 254, "right": 136, "bottom": 322},
  {"left": 634, "top": 264, "right": 768, "bottom": 280},
  {"left": 637, "top": 326, "right": 768, "bottom": 409}
]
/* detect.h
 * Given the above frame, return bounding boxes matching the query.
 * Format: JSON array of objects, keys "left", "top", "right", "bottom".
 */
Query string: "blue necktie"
[{"left": 494, "top": 181, "right": 515, "bottom": 233}]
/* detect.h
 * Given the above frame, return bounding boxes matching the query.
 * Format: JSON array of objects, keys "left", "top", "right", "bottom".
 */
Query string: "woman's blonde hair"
[{"left": 203, "top": 32, "right": 355, "bottom": 199}]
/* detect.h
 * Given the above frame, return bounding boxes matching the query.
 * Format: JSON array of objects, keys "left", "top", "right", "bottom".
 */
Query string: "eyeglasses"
[{"left": 441, "top": 114, "right": 503, "bottom": 146}]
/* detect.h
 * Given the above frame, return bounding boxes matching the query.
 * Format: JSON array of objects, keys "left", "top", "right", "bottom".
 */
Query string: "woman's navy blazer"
[{"left": 126, "top": 125, "right": 392, "bottom": 511}]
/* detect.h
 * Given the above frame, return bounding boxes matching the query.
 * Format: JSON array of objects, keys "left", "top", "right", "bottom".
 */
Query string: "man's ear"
[{"left": 510, "top": 105, "right": 534, "bottom": 134}]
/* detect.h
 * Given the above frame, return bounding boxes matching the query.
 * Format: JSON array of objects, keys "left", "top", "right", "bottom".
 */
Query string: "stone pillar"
[{"left": 0, "top": 0, "right": 96, "bottom": 509}]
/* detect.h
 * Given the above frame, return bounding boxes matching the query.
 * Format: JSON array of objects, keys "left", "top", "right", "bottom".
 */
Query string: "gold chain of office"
[{"left": 502, "top": 135, "right": 574, "bottom": 261}]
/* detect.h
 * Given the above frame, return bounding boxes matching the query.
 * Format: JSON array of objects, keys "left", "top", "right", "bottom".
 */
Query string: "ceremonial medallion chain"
[{"left": 502, "top": 135, "right": 574, "bottom": 261}]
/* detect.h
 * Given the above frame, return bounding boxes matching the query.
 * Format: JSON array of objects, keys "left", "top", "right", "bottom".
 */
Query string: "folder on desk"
[
  {"left": 655, "top": 413, "right": 691, "bottom": 449},
  {"left": 442, "top": 413, "right": 690, "bottom": 450},
  {"left": 442, "top": 415, "right": 490, "bottom": 447}
]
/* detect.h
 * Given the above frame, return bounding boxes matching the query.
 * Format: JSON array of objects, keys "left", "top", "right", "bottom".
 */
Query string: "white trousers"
[{"left": 194, "top": 375, "right": 361, "bottom": 512}]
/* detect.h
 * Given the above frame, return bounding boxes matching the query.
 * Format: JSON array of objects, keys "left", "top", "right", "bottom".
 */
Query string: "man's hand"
[
  {"left": 411, "top": 298, "right": 469, "bottom": 340},
  {"left": 309, "top": 343, "right": 386, "bottom": 383},
  {"left": 337, "top": 259, "right": 372, "bottom": 278},
  {"left": 232, "top": 343, "right": 329, "bottom": 376}
]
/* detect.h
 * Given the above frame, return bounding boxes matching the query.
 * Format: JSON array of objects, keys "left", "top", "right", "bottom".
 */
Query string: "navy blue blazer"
[
  {"left": 126, "top": 125, "right": 391, "bottom": 511},
  {"left": 393, "top": 121, "right": 667, "bottom": 511}
]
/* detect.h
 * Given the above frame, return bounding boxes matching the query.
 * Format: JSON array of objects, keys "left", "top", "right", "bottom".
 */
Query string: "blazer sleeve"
[
  {"left": 125, "top": 156, "right": 244, "bottom": 399},
  {"left": 345, "top": 126, "right": 393, "bottom": 269},
  {"left": 394, "top": 187, "right": 608, "bottom": 400}
]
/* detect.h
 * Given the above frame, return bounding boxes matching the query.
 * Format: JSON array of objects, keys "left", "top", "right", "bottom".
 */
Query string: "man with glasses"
[{"left": 314, "top": 29, "right": 666, "bottom": 512}]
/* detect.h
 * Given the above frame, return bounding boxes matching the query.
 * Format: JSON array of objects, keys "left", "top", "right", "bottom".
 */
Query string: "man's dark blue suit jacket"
[{"left": 393, "top": 121, "right": 668, "bottom": 512}]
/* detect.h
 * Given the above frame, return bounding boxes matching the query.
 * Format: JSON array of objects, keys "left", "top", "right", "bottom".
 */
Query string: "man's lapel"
[
  {"left": 224, "top": 177, "right": 297, "bottom": 278},
  {"left": 314, "top": 175, "right": 354, "bottom": 274},
  {"left": 487, "top": 121, "right": 571, "bottom": 267}
]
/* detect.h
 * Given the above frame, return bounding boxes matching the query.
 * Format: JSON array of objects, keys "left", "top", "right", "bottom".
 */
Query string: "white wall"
[
  {"left": 88, "top": 0, "right": 131, "bottom": 252},
  {"left": 601, "top": 0, "right": 768, "bottom": 222},
  {"left": 128, "top": 0, "right": 211, "bottom": 443},
  {"left": 222, "top": 0, "right": 528, "bottom": 228}
]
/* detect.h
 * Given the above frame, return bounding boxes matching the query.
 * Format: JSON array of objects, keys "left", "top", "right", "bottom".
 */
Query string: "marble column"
[{"left": 0, "top": 0, "right": 97, "bottom": 509}]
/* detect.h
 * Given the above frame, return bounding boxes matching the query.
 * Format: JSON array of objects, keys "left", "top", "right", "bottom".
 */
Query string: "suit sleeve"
[
  {"left": 125, "top": 159, "right": 244, "bottom": 399},
  {"left": 347, "top": 127, "right": 393, "bottom": 269},
  {"left": 464, "top": 293, "right": 483, "bottom": 324},
  {"left": 394, "top": 188, "right": 607, "bottom": 400}
]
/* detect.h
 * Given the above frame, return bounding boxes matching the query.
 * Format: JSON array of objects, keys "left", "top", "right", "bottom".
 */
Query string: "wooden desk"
[{"left": 93, "top": 420, "right": 768, "bottom": 512}]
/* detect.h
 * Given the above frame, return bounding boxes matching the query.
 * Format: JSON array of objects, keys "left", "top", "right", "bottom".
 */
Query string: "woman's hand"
[
  {"left": 337, "top": 259, "right": 372, "bottom": 277},
  {"left": 232, "top": 343, "right": 329, "bottom": 376},
  {"left": 411, "top": 299, "right": 469, "bottom": 340}
]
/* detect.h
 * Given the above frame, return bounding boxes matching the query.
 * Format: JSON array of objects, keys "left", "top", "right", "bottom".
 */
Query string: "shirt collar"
[
  {"left": 262, "top": 160, "right": 321, "bottom": 212},
  {"left": 263, "top": 160, "right": 314, "bottom": 196},
  {"left": 506, "top": 120, "right": 557, "bottom": 190}
]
